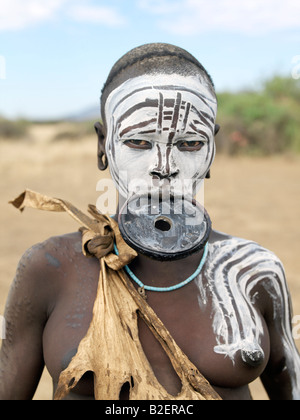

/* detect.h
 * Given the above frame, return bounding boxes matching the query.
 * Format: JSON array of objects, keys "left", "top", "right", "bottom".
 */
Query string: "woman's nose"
[
  {"left": 150, "top": 167, "right": 179, "bottom": 179},
  {"left": 149, "top": 144, "right": 180, "bottom": 179}
]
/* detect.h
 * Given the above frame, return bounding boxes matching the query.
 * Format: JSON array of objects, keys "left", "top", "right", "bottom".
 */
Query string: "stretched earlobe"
[
  {"left": 214, "top": 124, "right": 221, "bottom": 136},
  {"left": 98, "top": 151, "right": 108, "bottom": 171},
  {"left": 94, "top": 122, "right": 108, "bottom": 171}
]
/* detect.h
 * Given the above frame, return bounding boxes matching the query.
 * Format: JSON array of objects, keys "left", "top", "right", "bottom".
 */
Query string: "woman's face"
[{"left": 104, "top": 74, "right": 217, "bottom": 201}]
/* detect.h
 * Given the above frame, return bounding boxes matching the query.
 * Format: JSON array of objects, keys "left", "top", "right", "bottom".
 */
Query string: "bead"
[{"left": 114, "top": 242, "right": 209, "bottom": 293}]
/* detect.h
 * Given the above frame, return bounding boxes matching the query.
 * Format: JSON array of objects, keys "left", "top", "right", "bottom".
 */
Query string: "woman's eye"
[
  {"left": 124, "top": 139, "right": 152, "bottom": 149},
  {"left": 177, "top": 140, "right": 205, "bottom": 151}
]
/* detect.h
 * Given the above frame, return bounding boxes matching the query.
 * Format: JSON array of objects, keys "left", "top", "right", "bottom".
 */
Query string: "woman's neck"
[{"left": 127, "top": 248, "right": 206, "bottom": 289}]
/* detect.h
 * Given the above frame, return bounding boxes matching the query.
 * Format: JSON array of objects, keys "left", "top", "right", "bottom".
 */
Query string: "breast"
[
  {"left": 137, "top": 286, "right": 270, "bottom": 394},
  {"left": 42, "top": 251, "right": 99, "bottom": 389}
]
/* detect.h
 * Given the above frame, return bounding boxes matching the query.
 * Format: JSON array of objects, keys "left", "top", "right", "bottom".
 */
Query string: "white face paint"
[{"left": 104, "top": 74, "right": 217, "bottom": 200}]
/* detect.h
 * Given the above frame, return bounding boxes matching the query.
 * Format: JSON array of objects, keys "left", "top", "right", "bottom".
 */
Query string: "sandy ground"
[{"left": 0, "top": 124, "right": 300, "bottom": 400}]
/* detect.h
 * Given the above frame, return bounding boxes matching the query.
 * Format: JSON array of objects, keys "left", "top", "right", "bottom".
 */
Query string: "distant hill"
[{"left": 64, "top": 104, "right": 100, "bottom": 122}]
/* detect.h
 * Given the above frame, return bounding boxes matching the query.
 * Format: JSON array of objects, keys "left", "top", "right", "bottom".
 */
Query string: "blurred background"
[{"left": 1, "top": 0, "right": 300, "bottom": 400}]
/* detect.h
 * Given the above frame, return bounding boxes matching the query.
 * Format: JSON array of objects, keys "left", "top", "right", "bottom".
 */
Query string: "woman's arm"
[
  {"left": 0, "top": 243, "right": 52, "bottom": 400},
  {"left": 260, "top": 261, "right": 300, "bottom": 400}
]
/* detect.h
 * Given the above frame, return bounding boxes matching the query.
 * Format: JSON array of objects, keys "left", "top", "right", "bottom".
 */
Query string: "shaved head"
[{"left": 100, "top": 43, "right": 216, "bottom": 126}]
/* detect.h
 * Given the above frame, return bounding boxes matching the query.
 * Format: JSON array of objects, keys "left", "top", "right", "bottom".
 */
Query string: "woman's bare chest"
[
  {"left": 43, "top": 276, "right": 269, "bottom": 400},
  {"left": 42, "top": 236, "right": 273, "bottom": 399}
]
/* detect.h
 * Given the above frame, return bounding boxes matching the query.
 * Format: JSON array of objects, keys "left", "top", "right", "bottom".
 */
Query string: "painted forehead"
[{"left": 105, "top": 74, "right": 217, "bottom": 142}]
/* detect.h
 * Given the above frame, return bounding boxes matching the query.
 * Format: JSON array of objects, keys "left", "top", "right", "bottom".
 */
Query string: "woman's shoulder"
[
  {"left": 19, "top": 231, "right": 82, "bottom": 267},
  {"left": 208, "top": 229, "right": 285, "bottom": 275}
]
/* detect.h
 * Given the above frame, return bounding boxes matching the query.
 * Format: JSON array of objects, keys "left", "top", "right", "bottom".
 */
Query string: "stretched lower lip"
[{"left": 118, "top": 193, "right": 211, "bottom": 261}]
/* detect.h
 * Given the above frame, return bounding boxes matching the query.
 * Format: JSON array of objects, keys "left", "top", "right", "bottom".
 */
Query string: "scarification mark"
[{"left": 45, "top": 252, "right": 61, "bottom": 268}]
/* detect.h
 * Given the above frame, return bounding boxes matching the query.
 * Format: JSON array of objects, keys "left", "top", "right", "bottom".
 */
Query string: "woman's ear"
[{"left": 94, "top": 121, "right": 108, "bottom": 171}]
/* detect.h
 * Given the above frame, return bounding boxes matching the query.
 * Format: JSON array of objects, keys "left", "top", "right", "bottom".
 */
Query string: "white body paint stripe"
[{"left": 197, "top": 235, "right": 300, "bottom": 398}]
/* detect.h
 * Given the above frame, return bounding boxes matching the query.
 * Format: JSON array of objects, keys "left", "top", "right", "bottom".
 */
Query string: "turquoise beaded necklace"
[{"left": 114, "top": 242, "right": 209, "bottom": 296}]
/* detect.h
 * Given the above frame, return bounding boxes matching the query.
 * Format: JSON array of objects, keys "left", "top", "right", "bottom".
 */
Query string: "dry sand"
[{"left": 1, "top": 124, "right": 300, "bottom": 400}]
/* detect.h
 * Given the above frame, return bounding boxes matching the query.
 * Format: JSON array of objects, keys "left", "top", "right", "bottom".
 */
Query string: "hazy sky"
[{"left": 0, "top": 0, "right": 300, "bottom": 119}]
